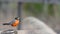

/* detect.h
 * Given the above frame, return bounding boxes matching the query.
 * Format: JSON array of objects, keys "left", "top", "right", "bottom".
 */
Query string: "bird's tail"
[{"left": 3, "top": 23, "right": 11, "bottom": 25}]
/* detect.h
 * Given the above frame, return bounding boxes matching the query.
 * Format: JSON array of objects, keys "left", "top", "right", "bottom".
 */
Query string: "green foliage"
[
  {"left": 48, "top": 4, "right": 54, "bottom": 16},
  {"left": 24, "top": 3, "right": 54, "bottom": 16},
  {"left": 24, "top": 3, "right": 43, "bottom": 16},
  {"left": 32, "top": 3, "right": 43, "bottom": 12},
  {"left": 24, "top": 3, "right": 31, "bottom": 11},
  {"left": 32, "top": 3, "right": 43, "bottom": 14}
]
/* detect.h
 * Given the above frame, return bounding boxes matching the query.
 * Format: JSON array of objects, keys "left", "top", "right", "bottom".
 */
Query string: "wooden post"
[{"left": 17, "top": 2, "right": 22, "bottom": 30}]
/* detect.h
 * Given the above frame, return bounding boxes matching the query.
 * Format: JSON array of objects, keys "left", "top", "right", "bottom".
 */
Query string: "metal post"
[{"left": 17, "top": 2, "right": 22, "bottom": 30}]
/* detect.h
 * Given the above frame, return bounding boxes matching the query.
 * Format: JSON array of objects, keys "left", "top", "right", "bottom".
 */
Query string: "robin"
[{"left": 3, "top": 17, "right": 20, "bottom": 27}]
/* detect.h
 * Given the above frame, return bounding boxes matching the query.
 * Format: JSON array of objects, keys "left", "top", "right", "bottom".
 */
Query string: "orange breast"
[{"left": 11, "top": 20, "right": 19, "bottom": 27}]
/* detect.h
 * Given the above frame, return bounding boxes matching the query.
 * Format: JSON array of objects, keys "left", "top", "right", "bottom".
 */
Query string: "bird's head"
[{"left": 15, "top": 17, "right": 20, "bottom": 20}]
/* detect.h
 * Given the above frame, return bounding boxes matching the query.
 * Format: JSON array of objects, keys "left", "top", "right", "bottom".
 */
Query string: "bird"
[{"left": 3, "top": 17, "right": 20, "bottom": 27}]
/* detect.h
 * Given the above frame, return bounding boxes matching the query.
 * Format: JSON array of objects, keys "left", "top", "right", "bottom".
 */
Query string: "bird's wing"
[{"left": 8, "top": 19, "right": 15, "bottom": 25}]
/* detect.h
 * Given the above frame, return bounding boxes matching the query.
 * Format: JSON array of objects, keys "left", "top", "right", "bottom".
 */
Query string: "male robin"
[{"left": 3, "top": 17, "right": 20, "bottom": 27}]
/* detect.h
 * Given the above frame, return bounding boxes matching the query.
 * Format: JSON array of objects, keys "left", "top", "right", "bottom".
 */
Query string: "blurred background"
[{"left": 0, "top": 0, "right": 60, "bottom": 34}]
